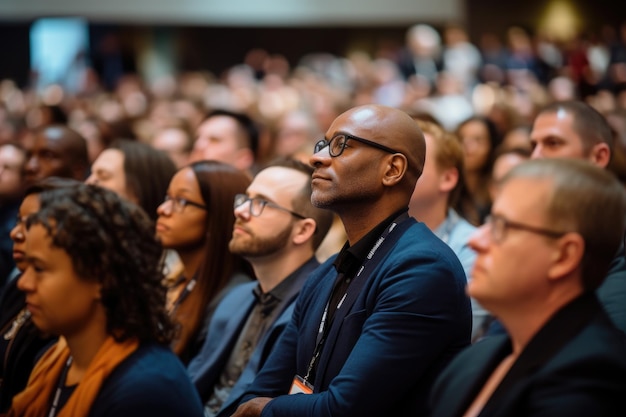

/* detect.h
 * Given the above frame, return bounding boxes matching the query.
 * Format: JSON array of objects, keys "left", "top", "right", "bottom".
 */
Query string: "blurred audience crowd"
[{"left": 1, "top": 19, "right": 626, "bottom": 417}]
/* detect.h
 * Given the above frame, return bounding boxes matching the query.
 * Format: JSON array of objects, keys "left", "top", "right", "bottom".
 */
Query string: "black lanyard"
[
  {"left": 303, "top": 212, "right": 410, "bottom": 384},
  {"left": 48, "top": 356, "right": 73, "bottom": 417},
  {"left": 169, "top": 277, "right": 197, "bottom": 314}
]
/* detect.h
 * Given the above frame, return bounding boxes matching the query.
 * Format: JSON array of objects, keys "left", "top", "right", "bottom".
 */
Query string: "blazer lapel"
[
  {"left": 434, "top": 336, "right": 511, "bottom": 417},
  {"left": 481, "top": 293, "right": 599, "bottom": 415}
]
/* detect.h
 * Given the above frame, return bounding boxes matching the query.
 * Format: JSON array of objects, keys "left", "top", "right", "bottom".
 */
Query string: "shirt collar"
[{"left": 333, "top": 208, "right": 408, "bottom": 276}]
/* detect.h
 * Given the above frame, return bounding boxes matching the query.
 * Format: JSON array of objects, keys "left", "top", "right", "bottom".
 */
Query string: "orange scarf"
[{"left": 7, "top": 335, "right": 138, "bottom": 417}]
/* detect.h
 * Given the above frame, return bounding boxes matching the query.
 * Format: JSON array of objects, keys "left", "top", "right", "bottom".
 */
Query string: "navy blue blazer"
[
  {"left": 187, "top": 257, "right": 320, "bottom": 417},
  {"left": 430, "top": 293, "right": 626, "bottom": 417},
  {"left": 241, "top": 218, "right": 471, "bottom": 417}
]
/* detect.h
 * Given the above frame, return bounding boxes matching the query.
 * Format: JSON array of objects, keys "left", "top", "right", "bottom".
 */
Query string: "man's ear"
[
  {"left": 547, "top": 233, "right": 585, "bottom": 282},
  {"left": 589, "top": 142, "right": 610, "bottom": 168},
  {"left": 292, "top": 218, "right": 317, "bottom": 246},
  {"left": 382, "top": 154, "right": 408, "bottom": 187},
  {"left": 439, "top": 167, "right": 458, "bottom": 193}
]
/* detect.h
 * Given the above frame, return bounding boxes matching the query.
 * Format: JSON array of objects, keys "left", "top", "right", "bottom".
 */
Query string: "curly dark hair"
[{"left": 26, "top": 183, "right": 175, "bottom": 344}]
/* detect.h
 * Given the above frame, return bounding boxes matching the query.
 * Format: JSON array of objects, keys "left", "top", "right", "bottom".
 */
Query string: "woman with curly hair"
[
  {"left": 7, "top": 184, "right": 203, "bottom": 417},
  {"left": 0, "top": 178, "right": 75, "bottom": 413},
  {"left": 156, "top": 160, "right": 254, "bottom": 364}
]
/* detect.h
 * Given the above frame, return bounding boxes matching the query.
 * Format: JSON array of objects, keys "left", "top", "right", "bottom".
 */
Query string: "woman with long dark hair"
[
  {"left": 156, "top": 161, "right": 253, "bottom": 364},
  {"left": 455, "top": 116, "right": 502, "bottom": 225}
]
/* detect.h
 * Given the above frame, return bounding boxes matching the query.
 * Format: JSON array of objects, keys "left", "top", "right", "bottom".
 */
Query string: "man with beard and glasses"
[{"left": 186, "top": 158, "right": 333, "bottom": 417}]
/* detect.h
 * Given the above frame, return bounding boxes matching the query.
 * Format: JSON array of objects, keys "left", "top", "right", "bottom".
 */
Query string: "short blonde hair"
[{"left": 504, "top": 159, "right": 626, "bottom": 291}]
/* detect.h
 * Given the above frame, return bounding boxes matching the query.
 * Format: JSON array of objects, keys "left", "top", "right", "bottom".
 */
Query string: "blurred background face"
[
  {"left": 152, "top": 127, "right": 191, "bottom": 169},
  {"left": 274, "top": 112, "right": 318, "bottom": 158},
  {"left": 156, "top": 167, "right": 207, "bottom": 250},
  {"left": 0, "top": 144, "right": 25, "bottom": 200},
  {"left": 24, "top": 133, "right": 75, "bottom": 184},
  {"left": 10, "top": 193, "right": 40, "bottom": 272},
  {"left": 190, "top": 116, "right": 241, "bottom": 165},
  {"left": 459, "top": 120, "right": 491, "bottom": 172},
  {"left": 490, "top": 152, "right": 529, "bottom": 200},
  {"left": 86, "top": 148, "right": 136, "bottom": 203}
]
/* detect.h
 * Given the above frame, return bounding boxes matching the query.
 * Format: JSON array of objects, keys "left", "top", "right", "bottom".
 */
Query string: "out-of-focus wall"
[{"left": 0, "top": 0, "right": 462, "bottom": 25}]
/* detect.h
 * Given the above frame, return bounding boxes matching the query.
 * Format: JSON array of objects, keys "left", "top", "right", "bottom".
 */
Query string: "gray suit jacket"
[{"left": 186, "top": 257, "right": 320, "bottom": 417}]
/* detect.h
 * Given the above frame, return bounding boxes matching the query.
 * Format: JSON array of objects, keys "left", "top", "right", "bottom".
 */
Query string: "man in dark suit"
[
  {"left": 430, "top": 158, "right": 626, "bottom": 417},
  {"left": 186, "top": 158, "right": 333, "bottom": 417},
  {"left": 232, "top": 104, "right": 471, "bottom": 417}
]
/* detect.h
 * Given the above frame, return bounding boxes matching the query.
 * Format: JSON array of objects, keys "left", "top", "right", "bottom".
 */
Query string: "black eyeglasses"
[
  {"left": 234, "top": 194, "right": 306, "bottom": 219},
  {"left": 486, "top": 214, "right": 567, "bottom": 243},
  {"left": 162, "top": 195, "right": 208, "bottom": 213},
  {"left": 313, "top": 133, "right": 402, "bottom": 158}
]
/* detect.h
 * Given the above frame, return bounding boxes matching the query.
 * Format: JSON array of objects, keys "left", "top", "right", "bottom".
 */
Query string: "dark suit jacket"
[
  {"left": 596, "top": 242, "right": 626, "bottom": 333},
  {"left": 241, "top": 218, "right": 471, "bottom": 417},
  {"left": 430, "top": 293, "right": 626, "bottom": 417},
  {"left": 187, "top": 257, "right": 319, "bottom": 417}
]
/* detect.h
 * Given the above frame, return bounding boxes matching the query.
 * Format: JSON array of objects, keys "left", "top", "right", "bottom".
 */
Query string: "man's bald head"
[
  {"left": 338, "top": 104, "right": 426, "bottom": 192},
  {"left": 25, "top": 125, "right": 89, "bottom": 184}
]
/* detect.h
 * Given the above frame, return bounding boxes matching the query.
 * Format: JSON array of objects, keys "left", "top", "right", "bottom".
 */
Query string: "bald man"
[
  {"left": 24, "top": 125, "right": 89, "bottom": 185},
  {"left": 232, "top": 105, "right": 471, "bottom": 417}
]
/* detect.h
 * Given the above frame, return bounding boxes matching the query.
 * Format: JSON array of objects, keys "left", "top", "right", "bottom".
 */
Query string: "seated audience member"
[
  {"left": 489, "top": 146, "right": 531, "bottom": 201},
  {"left": 86, "top": 139, "right": 177, "bottom": 222},
  {"left": 156, "top": 161, "right": 254, "bottom": 364},
  {"left": 189, "top": 109, "right": 260, "bottom": 175},
  {"left": 86, "top": 139, "right": 180, "bottom": 280},
  {"left": 232, "top": 104, "right": 471, "bottom": 417},
  {"left": 0, "top": 178, "right": 75, "bottom": 413},
  {"left": 430, "top": 159, "right": 626, "bottom": 417},
  {"left": 151, "top": 124, "right": 194, "bottom": 169},
  {"left": 71, "top": 116, "right": 115, "bottom": 164},
  {"left": 23, "top": 125, "right": 89, "bottom": 186},
  {"left": 272, "top": 110, "right": 322, "bottom": 160},
  {"left": 8, "top": 183, "right": 204, "bottom": 417},
  {"left": 409, "top": 120, "right": 489, "bottom": 341},
  {"left": 455, "top": 116, "right": 503, "bottom": 226},
  {"left": 530, "top": 101, "right": 611, "bottom": 167},
  {"left": 500, "top": 125, "right": 532, "bottom": 152},
  {"left": 187, "top": 158, "right": 333, "bottom": 417},
  {"left": 0, "top": 142, "right": 26, "bottom": 291},
  {"left": 529, "top": 100, "right": 626, "bottom": 332}
]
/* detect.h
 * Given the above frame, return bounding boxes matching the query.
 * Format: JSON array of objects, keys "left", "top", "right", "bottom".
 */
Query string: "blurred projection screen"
[
  {"left": 30, "top": 17, "right": 89, "bottom": 92},
  {"left": 1, "top": 0, "right": 462, "bottom": 25}
]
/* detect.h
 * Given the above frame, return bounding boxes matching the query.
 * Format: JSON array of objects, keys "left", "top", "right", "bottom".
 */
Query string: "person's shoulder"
[
  {"left": 94, "top": 343, "right": 203, "bottom": 416},
  {"left": 434, "top": 335, "right": 508, "bottom": 388},
  {"left": 107, "top": 343, "right": 190, "bottom": 385},
  {"left": 557, "top": 312, "right": 626, "bottom": 364},
  {"left": 398, "top": 222, "right": 466, "bottom": 269}
]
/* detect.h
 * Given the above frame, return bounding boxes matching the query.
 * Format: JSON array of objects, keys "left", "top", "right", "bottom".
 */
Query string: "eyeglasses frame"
[
  {"left": 162, "top": 195, "right": 208, "bottom": 213},
  {"left": 486, "top": 214, "right": 567, "bottom": 243},
  {"left": 234, "top": 193, "right": 306, "bottom": 219},
  {"left": 314, "top": 133, "right": 403, "bottom": 157}
]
